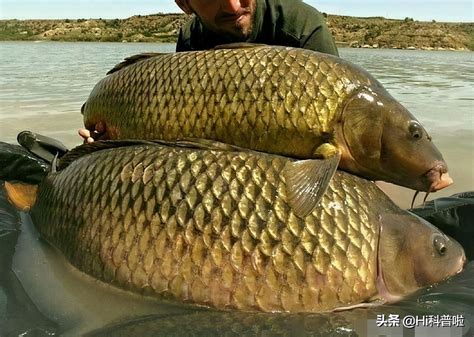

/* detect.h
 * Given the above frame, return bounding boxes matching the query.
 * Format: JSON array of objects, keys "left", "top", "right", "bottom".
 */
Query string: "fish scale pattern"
[
  {"left": 32, "top": 144, "right": 387, "bottom": 312},
  {"left": 83, "top": 45, "right": 375, "bottom": 158}
]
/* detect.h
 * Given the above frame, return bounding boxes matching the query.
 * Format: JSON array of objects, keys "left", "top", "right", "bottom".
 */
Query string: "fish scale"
[
  {"left": 31, "top": 144, "right": 383, "bottom": 312},
  {"left": 83, "top": 46, "right": 356, "bottom": 158}
]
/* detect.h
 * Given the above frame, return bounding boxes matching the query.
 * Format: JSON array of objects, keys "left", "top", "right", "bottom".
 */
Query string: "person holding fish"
[
  {"left": 0, "top": 0, "right": 469, "bottom": 319},
  {"left": 76, "top": 0, "right": 471, "bottom": 241}
]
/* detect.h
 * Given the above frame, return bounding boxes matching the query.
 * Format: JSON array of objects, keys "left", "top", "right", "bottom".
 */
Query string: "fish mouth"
[{"left": 424, "top": 162, "right": 453, "bottom": 192}]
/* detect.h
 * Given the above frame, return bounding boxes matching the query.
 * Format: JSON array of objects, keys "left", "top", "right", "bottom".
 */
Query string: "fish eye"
[
  {"left": 408, "top": 121, "right": 423, "bottom": 140},
  {"left": 433, "top": 235, "right": 447, "bottom": 256}
]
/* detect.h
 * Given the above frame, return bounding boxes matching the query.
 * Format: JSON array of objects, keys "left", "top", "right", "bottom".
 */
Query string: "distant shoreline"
[{"left": 1, "top": 13, "right": 472, "bottom": 51}]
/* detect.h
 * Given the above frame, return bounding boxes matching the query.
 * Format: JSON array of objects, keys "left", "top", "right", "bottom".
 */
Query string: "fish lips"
[
  {"left": 423, "top": 162, "right": 453, "bottom": 192},
  {"left": 383, "top": 160, "right": 452, "bottom": 193}
]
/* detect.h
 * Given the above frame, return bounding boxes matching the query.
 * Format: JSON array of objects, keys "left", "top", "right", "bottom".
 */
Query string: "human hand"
[{"left": 78, "top": 122, "right": 106, "bottom": 144}]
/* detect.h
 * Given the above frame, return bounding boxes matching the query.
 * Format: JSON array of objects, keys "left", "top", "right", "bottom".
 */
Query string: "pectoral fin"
[{"left": 284, "top": 153, "right": 341, "bottom": 218}]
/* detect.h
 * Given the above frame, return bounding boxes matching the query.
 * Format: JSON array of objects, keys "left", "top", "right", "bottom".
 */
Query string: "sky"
[{"left": 0, "top": 0, "right": 472, "bottom": 22}]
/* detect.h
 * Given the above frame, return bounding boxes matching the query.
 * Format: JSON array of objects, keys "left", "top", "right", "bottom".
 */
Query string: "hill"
[{"left": 0, "top": 13, "right": 472, "bottom": 51}]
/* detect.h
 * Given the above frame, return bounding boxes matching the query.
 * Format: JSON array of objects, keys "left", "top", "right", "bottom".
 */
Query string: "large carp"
[
  {"left": 2, "top": 139, "right": 465, "bottom": 313},
  {"left": 82, "top": 44, "right": 452, "bottom": 201}
]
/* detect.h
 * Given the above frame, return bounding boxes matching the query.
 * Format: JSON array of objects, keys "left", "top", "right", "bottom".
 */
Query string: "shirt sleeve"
[
  {"left": 275, "top": 0, "right": 339, "bottom": 56},
  {"left": 302, "top": 24, "right": 339, "bottom": 57},
  {"left": 175, "top": 29, "right": 187, "bottom": 52},
  {"left": 175, "top": 18, "right": 195, "bottom": 52}
]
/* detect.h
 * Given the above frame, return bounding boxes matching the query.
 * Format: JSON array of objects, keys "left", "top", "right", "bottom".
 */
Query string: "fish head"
[
  {"left": 377, "top": 211, "right": 465, "bottom": 302},
  {"left": 340, "top": 87, "right": 452, "bottom": 192}
]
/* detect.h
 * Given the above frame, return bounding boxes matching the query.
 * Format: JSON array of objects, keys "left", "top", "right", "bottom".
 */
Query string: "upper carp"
[
  {"left": 1, "top": 138, "right": 465, "bottom": 313},
  {"left": 82, "top": 44, "right": 452, "bottom": 203}
]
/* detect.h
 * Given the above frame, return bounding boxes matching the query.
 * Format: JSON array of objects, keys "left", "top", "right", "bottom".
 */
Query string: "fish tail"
[
  {"left": 3, "top": 181, "right": 38, "bottom": 212},
  {"left": 0, "top": 134, "right": 55, "bottom": 211}
]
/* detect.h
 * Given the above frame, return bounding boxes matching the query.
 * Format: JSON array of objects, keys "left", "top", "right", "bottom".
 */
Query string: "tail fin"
[
  {"left": 0, "top": 142, "right": 47, "bottom": 211},
  {"left": 0, "top": 131, "right": 68, "bottom": 211},
  {"left": 3, "top": 182, "right": 38, "bottom": 211}
]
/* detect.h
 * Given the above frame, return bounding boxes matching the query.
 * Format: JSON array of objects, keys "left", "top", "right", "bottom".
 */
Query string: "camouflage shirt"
[{"left": 176, "top": 0, "right": 339, "bottom": 56}]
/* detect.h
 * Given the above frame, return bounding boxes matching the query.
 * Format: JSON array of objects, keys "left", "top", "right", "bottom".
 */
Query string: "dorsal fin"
[
  {"left": 106, "top": 52, "right": 169, "bottom": 75},
  {"left": 212, "top": 42, "right": 267, "bottom": 50},
  {"left": 58, "top": 140, "right": 158, "bottom": 170},
  {"left": 60, "top": 138, "right": 249, "bottom": 167},
  {"left": 159, "top": 138, "right": 248, "bottom": 152},
  {"left": 59, "top": 138, "right": 260, "bottom": 170}
]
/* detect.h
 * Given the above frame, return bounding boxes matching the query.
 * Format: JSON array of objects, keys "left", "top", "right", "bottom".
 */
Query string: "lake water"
[{"left": 0, "top": 41, "right": 473, "bottom": 336}]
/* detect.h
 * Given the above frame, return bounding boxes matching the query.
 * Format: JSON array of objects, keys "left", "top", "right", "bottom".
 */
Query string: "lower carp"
[{"left": 1, "top": 139, "right": 465, "bottom": 312}]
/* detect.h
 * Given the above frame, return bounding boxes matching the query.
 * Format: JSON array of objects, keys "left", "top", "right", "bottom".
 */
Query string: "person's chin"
[{"left": 222, "top": 17, "right": 252, "bottom": 39}]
